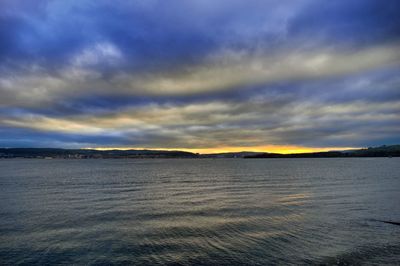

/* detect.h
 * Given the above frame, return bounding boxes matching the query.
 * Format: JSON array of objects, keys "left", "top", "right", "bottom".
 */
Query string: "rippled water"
[{"left": 0, "top": 158, "right": 399, "bottom": 265}]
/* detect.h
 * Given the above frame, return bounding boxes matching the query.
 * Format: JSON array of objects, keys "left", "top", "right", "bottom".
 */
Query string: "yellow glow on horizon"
[{"left": 86, "top": 145, "right": 359, "bottom": 154}]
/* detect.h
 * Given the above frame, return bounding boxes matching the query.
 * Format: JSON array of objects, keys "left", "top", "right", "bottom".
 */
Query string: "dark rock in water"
[{"left": 378, "top": 220, "right": 400, "bottom": 226}]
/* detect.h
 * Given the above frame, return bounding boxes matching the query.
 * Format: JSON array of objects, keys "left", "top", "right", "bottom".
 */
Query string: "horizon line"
[{"left": 1, "top": 145, "right": 362, "bottom": 155}]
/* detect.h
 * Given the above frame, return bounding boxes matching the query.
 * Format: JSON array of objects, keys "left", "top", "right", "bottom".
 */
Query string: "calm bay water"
[{"left": 0, "top": 158, "right": 399, "bottom": 265}]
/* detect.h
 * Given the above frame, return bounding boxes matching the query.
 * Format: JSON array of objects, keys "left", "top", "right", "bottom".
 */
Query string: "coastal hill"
[
  {"left": 244, "top": 145, "right": 400, "bottom": 158},
  {"left": 0, "top": 148, "right": 198, "bottom": 159},
  {"left": 0, "top": 145, "right": 399, "bottom": 159}
]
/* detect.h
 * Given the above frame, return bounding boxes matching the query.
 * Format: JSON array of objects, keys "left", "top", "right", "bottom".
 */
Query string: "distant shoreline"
[{"left": 0, "top": 145, "right": 399, "bottom": 159}]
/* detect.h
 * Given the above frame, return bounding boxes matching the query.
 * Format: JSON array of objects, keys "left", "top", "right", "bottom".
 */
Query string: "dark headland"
[
  {"left": 244, "top": 145, "right": 400, "bottom": 158},
  {"left": 0, "top": 145, "right": 399, "bottom": 159}
]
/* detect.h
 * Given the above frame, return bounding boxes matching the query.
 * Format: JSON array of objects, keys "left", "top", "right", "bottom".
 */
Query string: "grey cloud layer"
[
  {"left": 2, "top": 96, "right": 399, "bottom": 148},
  {"left": 1, "top": 43, "right": 399, "bottom": 106}
]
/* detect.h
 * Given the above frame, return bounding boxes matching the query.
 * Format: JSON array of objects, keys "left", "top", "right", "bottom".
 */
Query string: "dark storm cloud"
[
  {"left": 0, "top": 0, "right": 292, "bottom": 69},
  {"left": 2, "top": 0, "right": 398, "bottom": 69},
  {"left": 289, "top": 0, "right": 400, "bottom": 46}
]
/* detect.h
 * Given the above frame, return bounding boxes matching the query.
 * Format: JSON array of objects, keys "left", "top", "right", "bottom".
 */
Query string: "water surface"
[{"left": 1, "top": 158, "right": 399, "bottom": 265}]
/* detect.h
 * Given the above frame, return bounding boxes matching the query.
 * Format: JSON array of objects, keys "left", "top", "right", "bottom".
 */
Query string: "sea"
[{"left": 0, "top": 158, "right": 399, "bottom": 265}]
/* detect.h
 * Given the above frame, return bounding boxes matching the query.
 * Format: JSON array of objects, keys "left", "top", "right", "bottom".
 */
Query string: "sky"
[{"left": 0, "top": 0, "right": 399, "bottom": 153}]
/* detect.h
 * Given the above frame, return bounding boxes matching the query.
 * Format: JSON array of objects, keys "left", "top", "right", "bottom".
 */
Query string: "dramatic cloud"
[{"left": 0, "top": 0, "right": 399, "bottom": 151}]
